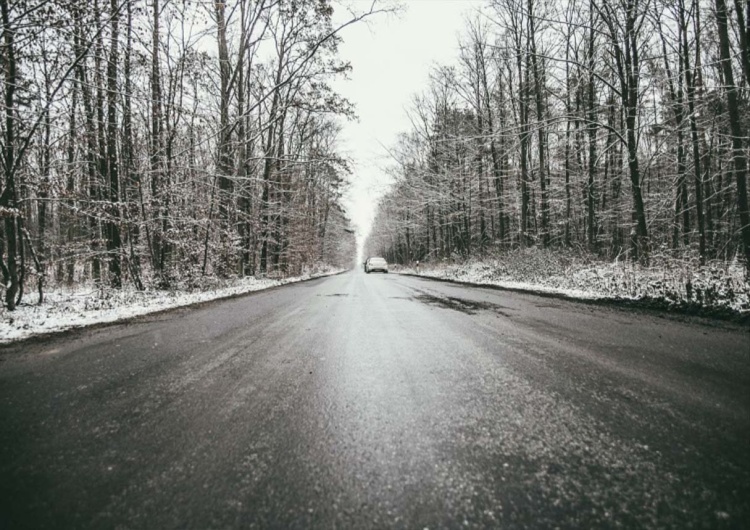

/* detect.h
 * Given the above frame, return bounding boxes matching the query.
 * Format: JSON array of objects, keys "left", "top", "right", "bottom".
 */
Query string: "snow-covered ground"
[
  {"left": 0, "top": 268, "right": 344, "bottom": 344},
  {"left": 395, "top": 248, "right": 750, "bottom": 318}
]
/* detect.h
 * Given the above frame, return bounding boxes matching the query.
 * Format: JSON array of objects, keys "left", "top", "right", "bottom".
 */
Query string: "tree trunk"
[
  {"left": 150, "top": 0, "right": 166, "bottom": 281},
  {"left": 518, "top": 49, "right": 531, "bottom": 246},
  {"left": 680, "top": 0, "right": 705, "bottom": 262},
  {"left": 122, "top": 0, "right": 143, "bottom": 290},
  {"left": 215, "top": 0, "right": 233, "bottom": 277},
  {"left": 1, "top": 0, "right": 20, "bottom": 309},
  {"left": 529, "top": 0, "right": 549, "bottom": 246},
  {"left": 716, "top": 0, "right": 750, "bottom": 267},
  {"left": 105, "top": 0, "right": 122, "bottom": 286},
  {"left": 586, "top": 3, "right": 598, "bottom": 251}
]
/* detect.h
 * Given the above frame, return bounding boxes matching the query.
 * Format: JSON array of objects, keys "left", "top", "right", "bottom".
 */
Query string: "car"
[{"left": 365, "top": 257, "right": 389, "bottom": 273}]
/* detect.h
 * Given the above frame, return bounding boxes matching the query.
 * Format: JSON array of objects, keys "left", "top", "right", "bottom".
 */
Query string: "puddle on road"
[{"left": 413, "top": 293, "right": 511, "bottom": 317}]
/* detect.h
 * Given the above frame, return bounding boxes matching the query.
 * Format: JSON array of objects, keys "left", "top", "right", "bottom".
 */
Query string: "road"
[{"left": 1, "top": 271, "right": 748, "bottom": 529}]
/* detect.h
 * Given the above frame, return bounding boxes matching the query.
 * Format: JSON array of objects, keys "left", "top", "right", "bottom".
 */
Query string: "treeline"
[
  {"left": 0, "top": 0, "right": 375, "bottom": 310},
  {"left": 366, "top": 0, "right": 750, "bottom": 271}
]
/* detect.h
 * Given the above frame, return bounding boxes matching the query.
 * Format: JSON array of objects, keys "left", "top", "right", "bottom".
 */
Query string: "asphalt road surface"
[{"left": 1, "top": 271, "right": 748, "bottom": 529}]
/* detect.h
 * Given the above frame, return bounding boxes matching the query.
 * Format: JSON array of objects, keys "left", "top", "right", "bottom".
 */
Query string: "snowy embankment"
[
  {"left": 396, "top": 249, "right": 750, "bottom": 320},
  {"left": 0, "top": 267, "right": 345, "bottom": 344}
]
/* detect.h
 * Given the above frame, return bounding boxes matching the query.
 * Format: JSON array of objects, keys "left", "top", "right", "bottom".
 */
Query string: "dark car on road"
[{"left": 365, "top": 257, "right": 389, "bottom": 273}]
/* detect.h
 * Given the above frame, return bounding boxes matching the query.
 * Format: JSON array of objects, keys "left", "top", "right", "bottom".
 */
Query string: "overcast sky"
[{"left": 333, "top": 0, "right": 486, "bottom": 254}]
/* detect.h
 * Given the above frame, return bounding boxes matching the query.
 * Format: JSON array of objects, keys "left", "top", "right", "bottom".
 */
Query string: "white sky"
[{"left": 332, "top": 0, "right": 486, "bottom": 255}]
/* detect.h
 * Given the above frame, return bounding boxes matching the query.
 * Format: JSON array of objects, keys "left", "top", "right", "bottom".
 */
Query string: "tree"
[
  {"left": 0, "top": 0, "right": 386, "bottom": 309},
  {"left": 714, "top": 0, "right": 750, "bottom": 267},
  {"left": 367, "top": 0, "right": 749, "bottom": 270}
]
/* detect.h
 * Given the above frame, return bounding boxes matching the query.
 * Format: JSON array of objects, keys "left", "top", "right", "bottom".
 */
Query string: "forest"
[
  {"left": 365, "top": 0, "right": 750, "bottom": 285},
  {"left": 0, "top": 0, "right": 378, "bottom": 311}
]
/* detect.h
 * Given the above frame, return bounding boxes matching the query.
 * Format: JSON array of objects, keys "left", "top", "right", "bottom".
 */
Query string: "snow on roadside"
[
  {"left": 398, "top": 262, "right": 612, "bottom": 301},
  {"left": 0, "top": 268, "right": 344, "bottom": 344},
  {"left": 395, "top": 249, "right": 750, "bottom": 316}
]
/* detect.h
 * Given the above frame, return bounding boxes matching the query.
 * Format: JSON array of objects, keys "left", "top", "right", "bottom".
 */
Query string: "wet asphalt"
[{"left": 0, "top": 271, "right": 748, "bottom": 529}]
